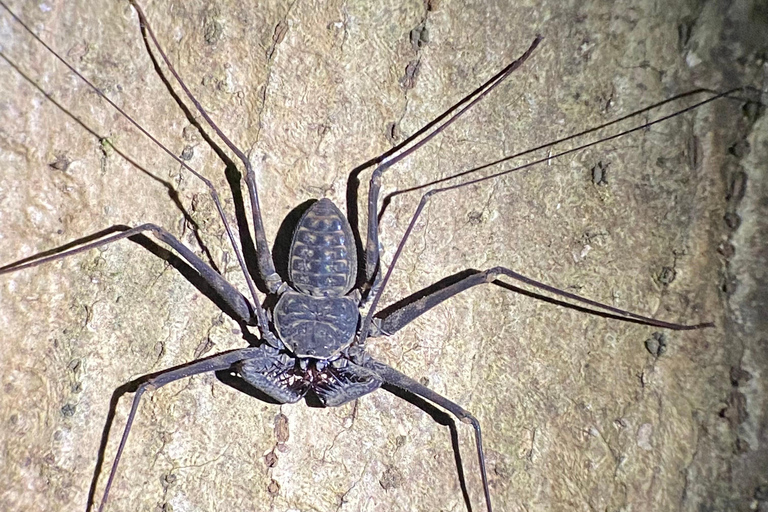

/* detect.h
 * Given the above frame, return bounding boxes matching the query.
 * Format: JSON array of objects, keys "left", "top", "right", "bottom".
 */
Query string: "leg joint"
[{"left": 483, "top": 266, "right": 504, "bottom": 283}]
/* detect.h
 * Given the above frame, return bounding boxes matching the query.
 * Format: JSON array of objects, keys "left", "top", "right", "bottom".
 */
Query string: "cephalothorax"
[{"left": 0, "top": 1, "right": 734, "bottom": 511}]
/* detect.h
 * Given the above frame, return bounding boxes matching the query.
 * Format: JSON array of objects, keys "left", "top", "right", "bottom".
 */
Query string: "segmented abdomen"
[{"left": 288, "top": 198, "right": 357, "bottom": 297}]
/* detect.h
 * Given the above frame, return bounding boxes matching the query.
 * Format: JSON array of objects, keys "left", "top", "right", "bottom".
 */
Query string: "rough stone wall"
[{"left": 0, "top": 1, "right": 765, "bottom": 511}]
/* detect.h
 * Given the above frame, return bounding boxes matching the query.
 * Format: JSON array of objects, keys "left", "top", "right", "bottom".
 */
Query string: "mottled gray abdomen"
[
  {"left": 288, "top": 198, "right": 357, "bottom": 297},
  {"left": 274, "top": 291, "right": 358, "bottom": 358}
]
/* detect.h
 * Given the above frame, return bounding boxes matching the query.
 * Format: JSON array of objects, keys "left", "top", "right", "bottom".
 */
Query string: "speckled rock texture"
[{"left": 0, "top": 1, "right": 766, "bottom": 511}]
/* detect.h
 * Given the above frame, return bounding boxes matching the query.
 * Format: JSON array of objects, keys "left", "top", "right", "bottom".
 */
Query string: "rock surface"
[{"left": 0, "top": 1, "right": 766, "bottom": 511}]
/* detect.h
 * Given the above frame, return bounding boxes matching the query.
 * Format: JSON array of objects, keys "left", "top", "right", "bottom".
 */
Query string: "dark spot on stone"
[
  {"left": 728, "top": 171, "right": 747, "bottom": 202},
  {"left": 410, "top": 23, "right": 429, "bottom": 51},
  {"left": 688, "top": 134, "right": 700, "bottom": 170},
  {"left": 68, "top": 359, "right": 81, "bottom": 373},
  {"left": 724, "top": 211, "right": 741, "bottom": 229},
  {"left": 728, "top": 139, "right": 750, "bottom": 158},
  {"left": 678, "top": 18, "right": 694, "bottom": 49},
  {"left": 400, "top": 60, "right": 421, "bottom": 90},
  {"left": 182, "top": 125, "right": 198, "bottom": 142},
  {"left": 734, "top": 436, "right": 751, "bottom": 454},
  {"left": 154, "top": 341, "right": 165, "bottom": 360},
  {"left": 657, "top": 266, "right": 676, "bottom": 285},
  {"left": 273, "top": 21, "right": 289, "bottom": 45},
  {"left": 730, "top": 366, "right": 752, "bottom": 387},
  {"left": 420, "top": 376, "right": 429, "bottom": 386},
  {"left": 386, "top": 121, "right": 400, "bottom": 145},
  {"left": 493, "top": 460, "right": 512, "bottom": 479},
  {"left": 380, "top": 464, "right": 404, "bottom": 490},
  {"left": 720, "top": 389, "right": 748, "bottom": 427},
  {"left": 61, "top": 403, "right": 76, "bottom": 417},
  {"left": 48, "top": 154, "right": 71, "bottom": 171},
  {"left": 194, "top": 336, "right": 215, "bottom": 359},
  {"left": 717, "top": 241, "right": 735, "bottom": 258},
  {"left": 467, "top": 210, "right": 484, "bottom": 224},
  {"left": 162, "top": 473, "right": 177, "bottom": 490},
  {"left": 592, "top": 161, "right": 608, "bottom": 185},
  {"left": 204, "top": 19, "right": 223, "bottom": 45},
  {"left": 743, "top": 100, "right": 765, "bottom": 124},
  {"left": 180, "top": 145, "right": 195, "bottom": 161},
  {"left": 721, "top": 275, "right": 738, "bottom": 294},
  {"left": 267, "top": 479, "right": 280, "bottom": 495},
  {"left": 265, "top": 451, "right": 278, "bottom": 468},
  {"left": 644, "top": 332, "right": 667, "bottom": 357},
  {"left": 275, "top": 413, "right": 290, "bottom": 443}
]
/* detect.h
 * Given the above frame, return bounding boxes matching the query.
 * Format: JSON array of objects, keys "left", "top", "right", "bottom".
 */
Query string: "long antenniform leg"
[
  {"left": 357, "top": 85, "right": 739, "bottom": 345},
  {"left": 346, "top": 27, "right": 741, "bottom": 512},
  {"left": 94, "top": 348, "right": 259, "bottom": 512},
  {"left": 0, "top": 0, "right": 279, "bottom": 341}
]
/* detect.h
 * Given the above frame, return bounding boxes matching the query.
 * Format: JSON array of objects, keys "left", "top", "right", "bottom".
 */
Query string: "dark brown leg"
[
  {"left": 0, "top": 223, "right": 255, "bottom": 325},
  {"left": 95, "top": 346, "right": 272, "bottom": 512},
  {"left": 364, "top": 358, "right": 494, "bottom": 512},
  {"left": 373, "top": 267, "right": 714, "bottom": 337},
  {"left": 363, "top": 37, "right": 543, "bottom": 293},
  {"left": 0, "top": 1, "right": 276, "bottom": 338},
  {"left": 129, "top": 0, "right": 284, "bottom": 295},
  {"left": 356, "top": 87, "right": 747, "bottom": 344}
]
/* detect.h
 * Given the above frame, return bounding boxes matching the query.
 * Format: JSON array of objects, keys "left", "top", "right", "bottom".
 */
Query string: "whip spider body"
[{"left": 1, "top": 1, "right": 762, "bottom": 511}]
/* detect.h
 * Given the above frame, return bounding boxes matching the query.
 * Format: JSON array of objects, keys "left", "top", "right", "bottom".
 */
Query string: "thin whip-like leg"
[
  {"left": 356, "top": 87, "right": 746, "bottom": 344},
  {"left": 363, "top": 359, "right": 493, "bottom": 512},
  {"left": 130, "top": 0, "right": 283, "bottom": 294},
  {"left": 94, "top": 346, "right": 265, "bottom": 512},
  {"left": 0, "top": 224, "right": 255, "bottom": 326},
  {"left": 381, "top": 87, "right": 758, "bottom": 204},
  {"left": 363, "top": 37, "right": 542, "bottom": 289},
  {"left": 372, "top": 267, "right": 713, "bottom": 338},
  {"left": 0, "top": 1, "right": 274, "bottom": 338}
]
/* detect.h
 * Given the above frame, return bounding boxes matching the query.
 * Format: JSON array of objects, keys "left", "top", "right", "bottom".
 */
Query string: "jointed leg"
[
  {"left": 360, "top": 132, "right": 716, "bottom": 343},
  {"left": 363, "top": 38, "right": 542, "bottom": 291},
  {"left": 130, "top": 1, "right": 284, "bottom": 294},
  {"left": 364, "top": 358, "right": 493, "bottom": 512},
  {"left": 373, "top": 266, "right": 714, "bottom": 337},
  {"left": 0, "top": 2, "right": 277, "bottom": 336},
  {"left": 0, "top": 223, "right": 255, "bottom": 326},
  {"left": 95, "top": 346, "right": 266, "bottom": 512}
]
